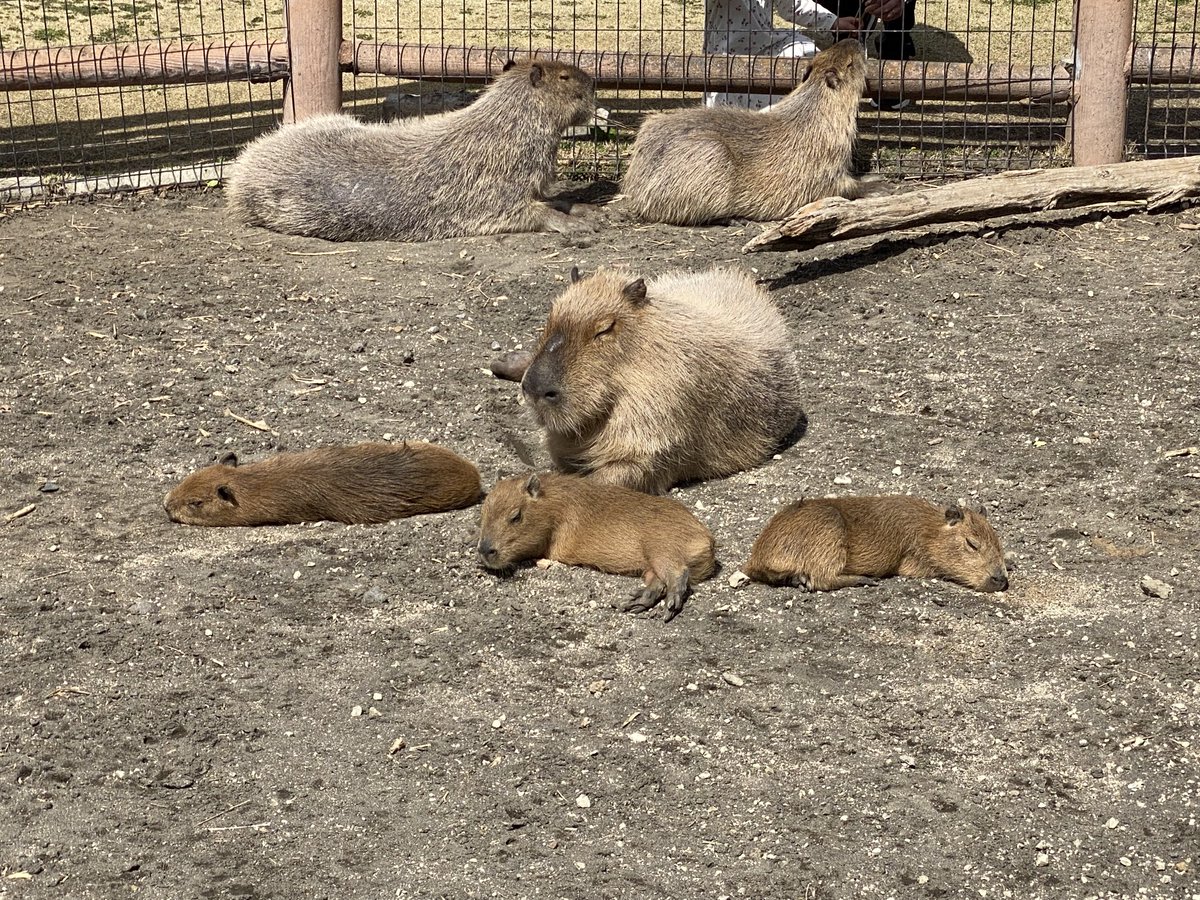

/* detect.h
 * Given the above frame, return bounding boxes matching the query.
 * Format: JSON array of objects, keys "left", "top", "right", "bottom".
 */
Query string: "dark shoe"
[{"left": 869, "top": 96, "right": 914, "bottom": 111}]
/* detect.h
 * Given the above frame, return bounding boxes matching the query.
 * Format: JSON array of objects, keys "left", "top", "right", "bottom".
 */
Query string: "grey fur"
[
  {"left": 226, "top": 59, "right": 596, "bottom": 242},
  {"left": 620, "top": 40, "right": 867, "bottom": 226}
]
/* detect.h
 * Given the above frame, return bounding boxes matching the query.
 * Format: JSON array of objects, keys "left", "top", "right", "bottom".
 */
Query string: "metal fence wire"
[{"left": 1, "top": 0, "right": 1197, "bottom": 206}]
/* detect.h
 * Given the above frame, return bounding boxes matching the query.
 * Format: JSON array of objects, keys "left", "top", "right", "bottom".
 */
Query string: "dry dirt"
[{"left": 1, "top": 192, "right": 1198, "bottom": 900}]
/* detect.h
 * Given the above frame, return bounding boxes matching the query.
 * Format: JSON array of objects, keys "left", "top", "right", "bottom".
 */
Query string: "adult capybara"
[
  {"left": 521, "top": 266, "right": 804, "bottom": 494},
  {"left": 620, "top": 39, "right": 867, "bottom": 225},
  {"left": 226, "top": 59, "right": 596, "bottom": 242},
  {"left": 164, "top": 442, "right": 482, "bottom": 526},
  {"left": 477, "top": 472, "right": 716, "bottom": 621},
  {"left": 743, "top": 496, "right": 1009, "bottom": 592}
]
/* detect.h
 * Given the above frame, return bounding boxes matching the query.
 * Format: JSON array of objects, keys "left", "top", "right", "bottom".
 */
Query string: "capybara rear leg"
[
  {"left": 662, "top": 569, "right": 691, "bottom": 623},
  {"left": 799, "top": 573, "right": 880, "bottom": 592},
  {"left": 623, "top": 574, "right": 667, "bottom": 616}
]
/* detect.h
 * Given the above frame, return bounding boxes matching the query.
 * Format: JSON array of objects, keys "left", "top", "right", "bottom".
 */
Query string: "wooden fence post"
[
  {"left": 282, "top": 0, "right": 342, "bottom": 123},
  {"left": 1070, "top": 0, "right": 1134, "bottom": 165}
]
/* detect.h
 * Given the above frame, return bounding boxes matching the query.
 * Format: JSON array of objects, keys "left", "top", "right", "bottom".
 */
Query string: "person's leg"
[
  {"left": 877, "top": 0, "right": 916, "bottom": 60},
  {"left": 704, "top": 32, "right": 817, "bottom": 110}
]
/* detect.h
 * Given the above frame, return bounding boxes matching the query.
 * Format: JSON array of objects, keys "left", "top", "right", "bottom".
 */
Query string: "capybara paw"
[
  {"left": 622, "top": 583, "right": 665, "bottom": 616},
  {"left": 787, "top": 573, "right": 814, "bottom": 592},
  {"left": 544, "top": 208, "right": 600, "bottom": 235},
  {"left": 662, "top": 571, "right": 691, "bottom": 623}
]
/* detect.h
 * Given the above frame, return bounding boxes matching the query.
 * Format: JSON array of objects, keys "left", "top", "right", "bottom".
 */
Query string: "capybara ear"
[
  {"left": 824, "top": 68, "right": 841, "bottom": 90},
  {"left": 529, "top": 63, "right": 544, "bottom": 87},
  {"left": 219, "top": 451, "right": 239, "bottom": 467},
  {"left": 977, "top": 505, "right": 989, "bottom": 519},
  {"left": 570, "top": 265, "right": 581, "bottom": 284},
  {"left": 525, "top": 473, "right": 543, "bottom": 498},
  {"left": 503, "top": 59, "right": 517, "bottom": 72},
  {"left": 944, "top": 505, "right": 964, "bottom": 525},
  {"left": 216, "top": 484, "right": 239, "bottom": 506},
  {"left": 622, "top": 278, "right": 648, "bottom": 307},
  {"left": 801, "top": 60, "right": 814, "bottom": 83}
]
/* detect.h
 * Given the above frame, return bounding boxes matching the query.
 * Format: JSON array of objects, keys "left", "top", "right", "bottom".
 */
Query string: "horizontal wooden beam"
[
  {"left": 2, "top": 37, "right": 1196, "bottom": 100},
  {"left": 0, "top": 39, "right": 289, "bottom": 91},
  {"left": 342, "top": 41, "right": 1077, "bottom": 102}
]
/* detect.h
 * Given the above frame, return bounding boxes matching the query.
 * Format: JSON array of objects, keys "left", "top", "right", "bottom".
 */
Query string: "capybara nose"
[
  {"left": 987, "top": 572, "right": 1009, "bottom": 592},
  {"left": 521, "top": 359, "right": 561, "bottom": 406},
  {"left": 478, "top": 539, "right": 496, "bottom": 563}
]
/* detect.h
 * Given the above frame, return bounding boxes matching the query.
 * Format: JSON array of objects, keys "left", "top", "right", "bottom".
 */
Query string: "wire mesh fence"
[{"left": 0, "top": 0, "right": 1197, "bottom": 206}]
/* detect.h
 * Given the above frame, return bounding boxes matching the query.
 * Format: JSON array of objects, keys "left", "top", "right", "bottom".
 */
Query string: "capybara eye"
[
  {"left": 594, "top": 320, "right": 616, "bottom": 339},
  {"left": 966, "top": 538, "right": 980, "bottom": 551},
  {"left": 509, "top": 509, "right": 522, "bottom": 524},
  {"left": 188, "top": 499, "right": 203, "bottom": 508}
]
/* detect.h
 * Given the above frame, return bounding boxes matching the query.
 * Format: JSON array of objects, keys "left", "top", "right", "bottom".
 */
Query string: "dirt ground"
[{"left": 1, "top": 191, "right": 1198, "bottom": 900}]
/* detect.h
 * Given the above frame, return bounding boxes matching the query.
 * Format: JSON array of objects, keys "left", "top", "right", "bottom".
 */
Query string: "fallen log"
[{"left": 742, "top": 156, "right": 1200, "bottom": 252}]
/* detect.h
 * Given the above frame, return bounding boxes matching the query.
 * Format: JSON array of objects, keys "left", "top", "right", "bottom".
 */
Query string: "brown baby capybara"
[
  {"left": 164, "top": 442, "right": 482, "bottom": 526},
  {"left": 521, "top": 266, "right": 804, "bottom": 494},
  {"left": 477, "top": 473, "right": 717, "bottom": 621},
  {"left": 743, "top": 496, "right": 1009, "bottom": 592},
  {"left": 226, "top": 59, "right": 596, "bottom": 242},
  {"left": 620, "top": 39, "right": 867, "bottom": 225}
]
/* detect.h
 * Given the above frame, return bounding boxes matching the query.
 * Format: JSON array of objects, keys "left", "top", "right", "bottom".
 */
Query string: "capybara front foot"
[{"left": 540, "top": 204, "right": 599, "bottom": 235}]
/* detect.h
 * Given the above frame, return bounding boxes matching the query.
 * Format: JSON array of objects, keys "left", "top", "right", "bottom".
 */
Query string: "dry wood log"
[{"left": 742, "top": 156, "right": 1200, "bottom": 252}]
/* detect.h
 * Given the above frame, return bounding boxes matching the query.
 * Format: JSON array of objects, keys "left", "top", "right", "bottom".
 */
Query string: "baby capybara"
[
  {"left": 226, "top": 59, "right": 595, "bottom": 241},
  {"left": 164, "top": 442, "right": 482, "bottom": 526},
  {"left": 743, "top": 496, "right": 1009, "bottom": 592},
  {"left": 521, "top": 266, "right": 804, "bottom": 494},
  {"left": 477, "top": 472, "right": 717, "bottom": 622},
  {"left": 620, "top": 39, "right": 868, "bottom": 225}
]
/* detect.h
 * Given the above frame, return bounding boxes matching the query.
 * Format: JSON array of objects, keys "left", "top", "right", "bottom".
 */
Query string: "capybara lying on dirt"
[
  {"left": 477, "top": 472, "right": 716, "bottom": 621},
  {"left": 743, "top": 496, "right": 1009, "bottom": 592},
  {"left": 165, "top": 442, "right": 482, "bottom": 526},
  {"left": 620, "top": 39, "right": 868, "bottom": 225},
  {"left": 226, "top": 59, "right": 596, "bottom": 241},
  {"left": 521, "top": 265, "right": 805, "bottom": 494}
]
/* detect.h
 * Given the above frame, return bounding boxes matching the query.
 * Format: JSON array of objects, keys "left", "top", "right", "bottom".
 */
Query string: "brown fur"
[
  {"left": 620, "top": 40, "right": 867, "bottom": 225},
  {"left": 477, "top": 472, "right": 717, "bottom": 621},
  {"left": 226, "top": 59, "right": 596, "bottom": 242},
  {"left": 744, "top": 496, "right": 1009, "bottom": 593},
  {"left": 521, "top": 266, "right": 804, "bottom": 494},
  {"left": 164, "top": 442, "right": 482, "bottom": 526}
]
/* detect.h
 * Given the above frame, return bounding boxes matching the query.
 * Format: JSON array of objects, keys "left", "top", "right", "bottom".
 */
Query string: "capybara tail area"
[
  {"left": 742, "top": 560, "right": 800, "bottom": 587},
  {"left": 686, "top": 534, "right": 719, "bottom": 583}
]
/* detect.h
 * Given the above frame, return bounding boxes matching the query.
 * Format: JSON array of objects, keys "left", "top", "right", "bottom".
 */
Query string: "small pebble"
[
  {"left": 1036, "top": 853, "right": 1050, "bottom": 867},
  {"left": 1106, "top": 817, "right": 1120, "bottom": 829},
  {"left": 833, "top": 475, "right": 852, "bottom": 485},
  {"left": 38, "top": 482, "right": 59, "bottom": 493},
  {"left": 721, "top": 671, "right": 745, "bottom": 687},
  {"left": 627, "top": 731, "right": 648, "bottom": 743},
  {"left": 728, "top": 571, "right": 750, "bottom": 589},
  {"left": 575, "top": 794, "right": 591, "bottom": 809},
  {"left": 372, "top": 692, "right": 383, "bottom": 701},
  {"left": 349, "top": 340, "right": 366, "bottom": 353},
  {"left": 350, "top": 705, "right": 363, "bottom": 717},
  {"left": 1119, "top": 856, "right": 1132, "bottom": 867},
  {"left": 1140, "top": 576, "right": 1172, "bottom": 599}
]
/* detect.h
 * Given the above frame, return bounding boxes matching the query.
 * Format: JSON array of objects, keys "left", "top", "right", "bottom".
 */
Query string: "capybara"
[
  {"left": 521, "top": 266, "right": 804, "bottom": 494},
  {"left": 743, "top": 496, "right": 1009, "bottom": 592},
  {"left": 164, "top": 442, "right": 483, "bottom": 526},
  {"left": 226, "top": 59, "right": 596, "bottom": 242},
  {"left": 620, "top": 39, "right": 867, "bottom": 225},
  {"left": 477, "top": 473, "right": 717, "bottom": 621}
]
